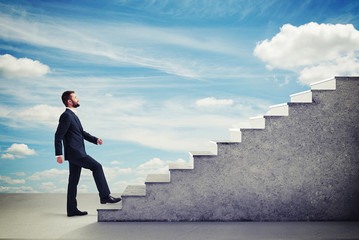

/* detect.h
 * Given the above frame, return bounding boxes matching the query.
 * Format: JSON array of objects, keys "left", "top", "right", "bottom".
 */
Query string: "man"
[{"left": 55, "top": 91, "right": 121, "bottom": 217}]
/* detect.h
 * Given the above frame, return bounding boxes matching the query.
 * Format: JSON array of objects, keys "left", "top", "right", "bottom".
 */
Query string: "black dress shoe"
[
  {"left": 100, "top": 195, "right": 122, "bottom": 204},
  {"left": 67, "top": 210, "right": 88, "bottom": 217}
]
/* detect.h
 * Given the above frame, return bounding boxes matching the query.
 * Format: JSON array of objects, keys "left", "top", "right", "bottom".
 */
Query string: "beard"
[{"left": 73, "top": 102, "right": 80, "bottom": 108}]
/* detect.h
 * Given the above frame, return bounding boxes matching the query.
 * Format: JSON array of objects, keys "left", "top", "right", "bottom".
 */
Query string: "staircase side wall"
[
  {"left": 99, "top": 77, "right": 359, "bottom": 221},
  {"left": 213, "top": 77, "right": 359, "bottom": 221}
]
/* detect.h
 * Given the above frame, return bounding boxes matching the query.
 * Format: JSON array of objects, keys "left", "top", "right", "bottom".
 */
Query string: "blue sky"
[{"left": 1, "top": 0, "right": 358, "bottom": 194}]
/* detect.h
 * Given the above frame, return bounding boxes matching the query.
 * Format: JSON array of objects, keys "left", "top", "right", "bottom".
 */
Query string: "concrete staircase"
[{"left": 98, "top": 76, "right": 359, "bottom": 222}]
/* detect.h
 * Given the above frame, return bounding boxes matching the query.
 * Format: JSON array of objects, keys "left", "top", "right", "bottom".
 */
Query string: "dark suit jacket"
[{"left": 55, "top": 108, "right": 98, "bottom": 161}]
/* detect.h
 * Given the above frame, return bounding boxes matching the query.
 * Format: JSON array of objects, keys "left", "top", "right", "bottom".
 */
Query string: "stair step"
[
  {"left": 190, "top": 151, "right": 216, "bottom": 157},
  {"left": 290, "top": 90, "right": 312, "bottom": 103},
  {"left": 169, "top": 162, "right": 193, "bottom": 170},
  {"left": 145, "top": 174, "right": 170, "bottom": 183},
  {"left": 310, "top": 77, "right": 336, "bottom": 90},
  {"left": 122, "top": 185, "right": 146, "bottom": 197},
  {"left": 229, "top": 128, "right": 242, "bottom": 142},
  {"left": 237, "top": 116, "right": 265, "bottom": 130},
  {"left": 250, "top": 115, "right": 265, "bottom": 129},
  {"left": 188, "top": 151, "right": 216, "bottom": 167},
  {"left": 209, "top": 140, "right": 218, "bottom": 155},
  {"left": 266, "top": 103, "right": 289, "bottom": 116}
]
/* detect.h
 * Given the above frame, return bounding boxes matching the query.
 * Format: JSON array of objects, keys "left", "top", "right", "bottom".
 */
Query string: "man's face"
[{"left": 69, "top": 93, "right": 80, "bottom": 108}]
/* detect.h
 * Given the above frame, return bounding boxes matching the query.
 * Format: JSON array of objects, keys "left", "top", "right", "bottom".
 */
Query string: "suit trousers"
[{"left": 67, "top": 155, "right": 110, "bottom": 214}]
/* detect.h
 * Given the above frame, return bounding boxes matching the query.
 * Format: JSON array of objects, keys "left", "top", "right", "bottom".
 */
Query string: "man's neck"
[{"left": 66, "top": 107, "right": 77, "bottom": 114}]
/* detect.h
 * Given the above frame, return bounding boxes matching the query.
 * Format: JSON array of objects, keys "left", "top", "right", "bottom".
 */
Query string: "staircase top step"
[
  {"left": 122, "top": 185, "right": 146, "bottom": 197},
  {"left": 146, "top": 174, "right": 170, "bottom": 183}
]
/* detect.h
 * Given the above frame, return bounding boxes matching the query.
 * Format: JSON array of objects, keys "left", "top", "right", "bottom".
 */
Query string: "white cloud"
[
  {"left": 136, "top": 157, "right": 166, "bottom": 172},
  {"left": 271, "top": 75, "right": 290, "bottom": 87},
  {"left": 1, "top": 153, "right": 16, "bottom": 159},
  {"left": 103, "top": 166, "right": 133, "bottom": 181},
  {"left": 2, "top": 143, "right": 36, "bottom": 159},
  {"left": 28, "top": 168, "right": 68, "bottom": 181},
  {"left": 135, "top": 157, "right": 186, "bottom": 175},
  {"left": 254, "top": 22, "right": 359, "bottom": 84},
  {"left": 0, "top": 54, "right": 50, "bottom": 79},
  {"left": 298, "top": 53, "right": 359, "bottom": 85},
  {"left": 11, "top": 172, "right": 26, "bottom": 176},
  {"left": 0, "top": 186, "right": 36, "bottom": 193},
  {"left": 196, "top": 97, "right": 234, "bottom": 108},
  {"left": 0, "top": 104, "right": 63, "bottom": 129},
  {"left": 0, "top": 175, "right": 26, "bottom": 184},
  {"left": 6, "top": 143, "right": 36, "bottom": 155},
  {"left": 37, "top": 181, "right": 66, "bottom": 193},
  {"left": 11, "top": 104, "right": 63, "bottom": 127},
  {"left": 38, "top": 182, "right": 55, "bottom": 190},
  {"left": 78, "top": 184, "right": 89, "bottom": 193}
]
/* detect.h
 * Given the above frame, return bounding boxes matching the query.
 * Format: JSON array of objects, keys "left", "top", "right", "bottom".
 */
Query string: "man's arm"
[
  {"left": 83, "top": 131, "right": 103, "bottom": 146},
  {"left": 83, "top": 130, "right": 99, "bottom": 145},
  {"left": 54, "top": 113, "right": 70, "bottom": 163}
]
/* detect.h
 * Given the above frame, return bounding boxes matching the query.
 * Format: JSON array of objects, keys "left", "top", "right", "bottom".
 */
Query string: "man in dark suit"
[{"left": 55, "top": 91, "right": 121, "bottom": 217}]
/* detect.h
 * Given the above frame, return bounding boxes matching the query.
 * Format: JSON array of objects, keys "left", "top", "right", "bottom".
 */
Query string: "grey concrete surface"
[
  {"left": 1, "top": 193, "right": 359, "bottom": 240},
  {"left": 99, "top": 77, "right": 359, "bottom": 222}
]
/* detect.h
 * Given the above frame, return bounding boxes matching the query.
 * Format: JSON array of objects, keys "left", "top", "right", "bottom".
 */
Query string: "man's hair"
[{"left": 61, "top": 91, "right": 75, "bottom": 107}]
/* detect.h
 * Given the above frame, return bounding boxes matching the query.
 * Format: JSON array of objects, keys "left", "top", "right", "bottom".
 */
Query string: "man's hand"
[
  {"left": 57, "top": 156, "right": 63, "bottom": 164},
  {"left": 97, "top": 139, "right": 103, "bottom": 145}
]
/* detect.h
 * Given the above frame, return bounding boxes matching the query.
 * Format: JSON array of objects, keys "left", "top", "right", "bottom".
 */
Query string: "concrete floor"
[{"left": 1, "top": 194, "right": 359, "bottom": 240}]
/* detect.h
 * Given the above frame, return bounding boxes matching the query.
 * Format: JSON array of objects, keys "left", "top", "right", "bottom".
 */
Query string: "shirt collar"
[{"left": 66, "top": 107, "right": 77, "bottom": 115}]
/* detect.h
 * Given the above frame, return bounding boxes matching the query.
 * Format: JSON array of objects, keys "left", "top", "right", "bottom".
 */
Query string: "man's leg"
[
  {"left": 71, "top": 155, "right": 110, "bottom": 199},
  {"left": 67, "top": 162, "right": 81, "bottom": 214}
]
